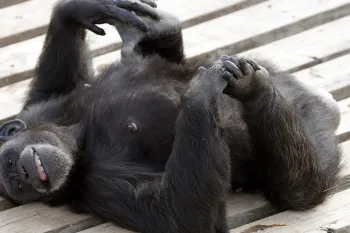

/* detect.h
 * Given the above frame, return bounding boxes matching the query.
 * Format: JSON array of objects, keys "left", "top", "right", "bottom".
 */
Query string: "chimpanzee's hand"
[{"left": 56, "top": 0, "right": 159, "bottom": 35}]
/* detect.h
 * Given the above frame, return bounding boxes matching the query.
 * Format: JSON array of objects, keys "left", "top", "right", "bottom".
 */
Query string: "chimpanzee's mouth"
[{"left": 33, "top": 151, "right": 48, "bottom": 182}]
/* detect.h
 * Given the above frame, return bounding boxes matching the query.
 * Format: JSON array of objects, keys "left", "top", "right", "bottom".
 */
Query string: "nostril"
[{"left": 21, "top": 166, "right": 29, "bottom": 179}]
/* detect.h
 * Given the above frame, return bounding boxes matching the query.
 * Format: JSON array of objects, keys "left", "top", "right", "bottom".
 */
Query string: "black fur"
[{"left": 0, "top": 0, "right": 341, "bottom": 232}]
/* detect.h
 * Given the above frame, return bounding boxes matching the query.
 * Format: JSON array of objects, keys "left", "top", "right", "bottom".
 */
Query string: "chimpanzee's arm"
[
  {"left": 107, "top": 6, "right": 184, "bottom": 63},
  {"left": 25, "top": 3, "right": 92, "bottom": 107},
  {"left": 25, "top": 0, "right": 162, "bottom": 107}
]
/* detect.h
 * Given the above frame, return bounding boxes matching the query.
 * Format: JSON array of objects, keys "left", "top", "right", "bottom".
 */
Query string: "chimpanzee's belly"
[{"left": 82, "top": 75, "right": 183, "bottom": 169}]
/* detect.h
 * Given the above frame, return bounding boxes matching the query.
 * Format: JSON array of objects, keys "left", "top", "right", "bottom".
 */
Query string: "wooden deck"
[{"left": 0, "top": 0, "right": 350, "bottom": 232}]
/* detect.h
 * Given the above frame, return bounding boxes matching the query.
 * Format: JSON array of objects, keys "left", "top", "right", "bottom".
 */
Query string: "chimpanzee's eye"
[
  {"left": 8, "top": 157, "right": 13, "bottom": 166},
  {"left": 18, "top": 182, "right": 24, "bottom": 192}
]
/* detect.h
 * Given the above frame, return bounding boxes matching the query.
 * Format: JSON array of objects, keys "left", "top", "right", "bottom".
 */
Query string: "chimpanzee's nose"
[
  {"left": 19, "top": 164, "right": 30, "bottom": 183},
  {"left": 17, "top": 147, "right": 44, "bottom": 188},
  {"left": 17, "top": 148, "right": 34, "bottom": 184}
]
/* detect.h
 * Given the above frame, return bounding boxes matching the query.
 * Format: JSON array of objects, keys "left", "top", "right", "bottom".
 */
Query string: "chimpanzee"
[{"left": 0, "top": 0, "right": 341, "bottom": 232}]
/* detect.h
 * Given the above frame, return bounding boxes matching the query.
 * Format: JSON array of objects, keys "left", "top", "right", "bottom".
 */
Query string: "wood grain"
[
  {"left": 230, "top": 189, "right": 350, "bottom": 233},
  {"left": 0, "top": 203, "right": 102, "bottom": 233}
]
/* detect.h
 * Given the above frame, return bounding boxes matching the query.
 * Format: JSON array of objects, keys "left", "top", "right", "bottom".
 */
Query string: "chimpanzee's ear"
[{"left": 0, "top": 119, "right": 27, "bottom": 142}]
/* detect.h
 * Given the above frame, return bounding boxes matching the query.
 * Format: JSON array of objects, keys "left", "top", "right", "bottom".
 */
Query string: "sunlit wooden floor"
[{"left": 0, "top": 0, "right": 350, "bottom": 232}]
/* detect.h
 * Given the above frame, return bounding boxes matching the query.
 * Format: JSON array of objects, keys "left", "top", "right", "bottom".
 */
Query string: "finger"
[
  {"left": 223, "top": 61, "right": 244, "bottom": 79},
  {"left": 108, "top": 8, "right": 149, "bottom": 31},
  {"left": 140, "top": 0, "right": 157, "bottom": 8},
  {"left": 90, "top": 16, "right": 105, "bottom": 25},
  {"left": 130, "top": 11, "right": 150, "bottom": 30},
  {"left": 81, "top": 21, "right": 106, "bottom": 35},
  {"left": 239, "top": 58, "right": 253, "bottom": 76},
  {"left": 240, "top": 56, "right": 259, "bottom": 71},
  {"left": 245, "top": 58, "right": 260, "bottom": 71},
  {"left": 224, "top": 55, "right": 240, "bottom": 68},
  {"left": 256, "top": 66, "right": 269, "bottom": 78},
  {"left": 222, "top": 71, "right": 233, "bottom": 81},
  {"left": 117, "top": 0, "right": 159, "bottom": 19}
]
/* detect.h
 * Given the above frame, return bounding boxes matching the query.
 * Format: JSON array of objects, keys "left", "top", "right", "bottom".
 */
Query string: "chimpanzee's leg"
[{"left": 221, "top": 55, "right": 341, "bottom": 210}]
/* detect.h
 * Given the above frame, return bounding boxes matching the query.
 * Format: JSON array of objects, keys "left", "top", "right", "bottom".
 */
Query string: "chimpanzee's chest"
[{"left": 83, "top": 71, "right": 184, "bottom": 168}]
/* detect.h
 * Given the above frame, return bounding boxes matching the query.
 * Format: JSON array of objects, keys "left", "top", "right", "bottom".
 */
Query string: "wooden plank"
[
  {"left": 339, "top": 97, "right": 350, "bottom": 107},
  {"left": 338, "top": 115, "right": 350, "bottom": 143},
  {"left": 93, "top": 14, "right": 350, "bottom": 82},
  {"left": 154, "top": 0, "right": 265, "bottom": 29},
  {"left": 0, "top": 0, "right": 258, "bottom": 87},
  {"left": 337, "top": 100, "right": 350, "bottom": 143},
  {"left": 0, "top": 29, "right": 119, "bottom": 87},
  {"left": 293, "top": 53, "right": 350, "bottom": 101},
  {"left": 0, "top": 78, "right": 29, "bottom": 122},
  {"left": 240, "top": 16, "right": 350, "bottom": 74},
  {"left": 0, "top": 0, "right": 56, "bottom": 47},
  {"left": 184, "top": 0, "right": 350, "bottom": 61},
  {"left": 226, "top": 193, "right": 276, "bottom": 229},
  {"left": 229, "top": 188, "right": 350, "bottom": 233},
  {"left": 307, "top": 221, "right": 350, "bottom": 233},
  {"left": 1, "top": 0, "right": 350, "bottom": 88},
  {"left": 338, "top": 139, "right": 350, "bottom": 191},
  {"left": 92, "top": 14, "right": 350, "bottom": 74},
  {"left": 0, "top": 203, "right": 102, "bottom": 233}
]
